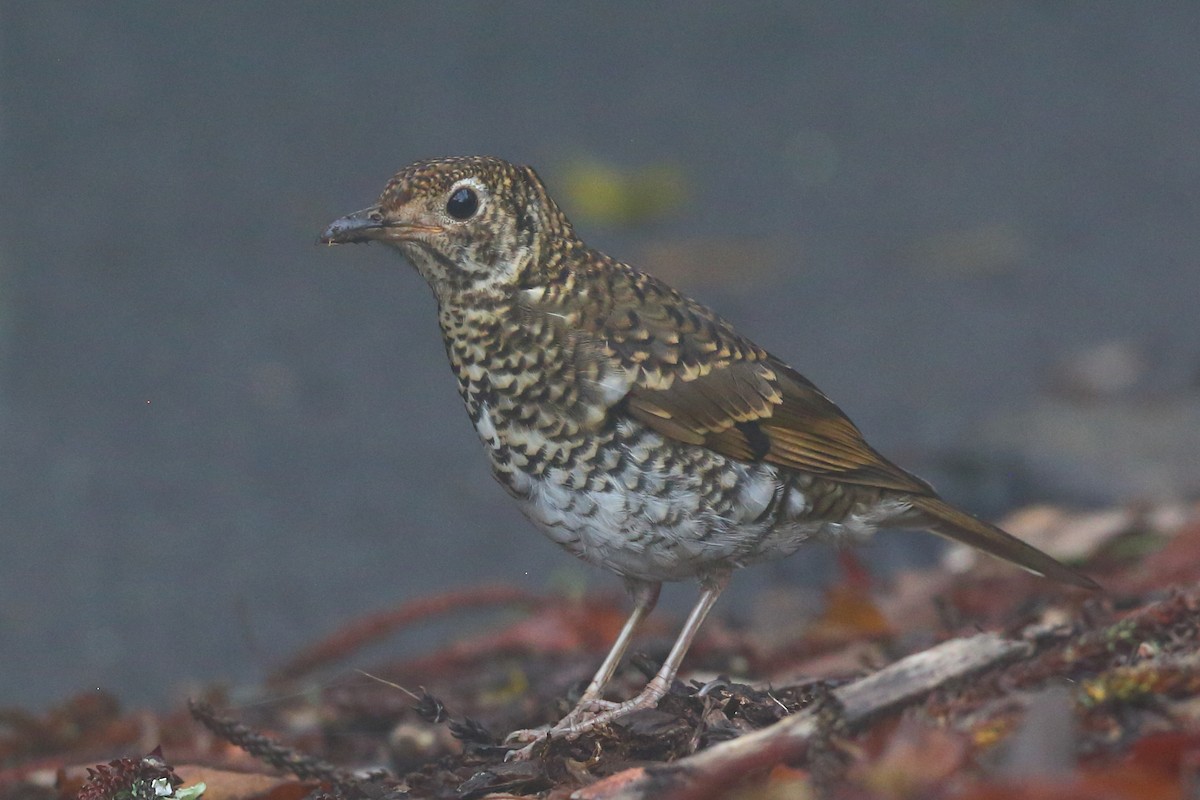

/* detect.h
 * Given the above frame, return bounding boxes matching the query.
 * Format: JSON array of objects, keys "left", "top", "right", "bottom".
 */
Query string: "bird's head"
[{"left": 320, "top": 156, "right": 575, "bottom": 299}]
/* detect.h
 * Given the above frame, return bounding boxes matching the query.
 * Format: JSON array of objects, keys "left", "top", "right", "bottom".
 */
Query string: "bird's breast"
[{"left": 435, "top": 301, "right": 906, "bottom": 582}]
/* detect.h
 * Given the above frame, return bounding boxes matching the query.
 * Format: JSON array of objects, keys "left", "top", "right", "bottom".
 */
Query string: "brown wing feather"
[
  {"left": 574, "top": 262, "right": 932, "bottom": 494},
  {"left": 626, "top": 357, "right": 934, "bottom": 494}
]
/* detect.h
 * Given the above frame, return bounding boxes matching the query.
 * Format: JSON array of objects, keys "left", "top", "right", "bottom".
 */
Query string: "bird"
[{"left": 319, "top": 155, "right": 1096, "bottom": 749}]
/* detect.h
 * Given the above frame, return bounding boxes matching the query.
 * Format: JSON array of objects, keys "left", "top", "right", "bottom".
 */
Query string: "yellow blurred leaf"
[{"left": 560, "top": 160, "right": 687, "bottom": 226}]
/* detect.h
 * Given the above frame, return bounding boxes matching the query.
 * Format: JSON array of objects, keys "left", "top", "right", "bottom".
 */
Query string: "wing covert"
[{"left": 579, "top": 265, "right": 933, "bottom": 494}]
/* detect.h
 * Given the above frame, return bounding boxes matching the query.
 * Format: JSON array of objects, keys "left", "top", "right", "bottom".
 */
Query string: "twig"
[
  {"left": 187, "top": 699, "right": 363, "bottom": 790},
  {"left": 581, "top": 632, "right": 1032, "bottom": 800}
]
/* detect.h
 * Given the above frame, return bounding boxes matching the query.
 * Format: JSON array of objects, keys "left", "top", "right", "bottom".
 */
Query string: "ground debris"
[{"left": 5, "top": 502, "right": 1200, "bottom": 799}]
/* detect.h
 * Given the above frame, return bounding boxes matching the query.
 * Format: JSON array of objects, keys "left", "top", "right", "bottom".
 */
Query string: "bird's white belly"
[
  {"left": 508, "top": 454, "right": 814, "bottom": 582},
  {"left": 473, "top": 402, "right": 909, "bottom": 582}
]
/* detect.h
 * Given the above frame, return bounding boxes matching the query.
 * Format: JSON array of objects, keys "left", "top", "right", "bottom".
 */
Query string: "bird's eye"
[{"left": 446, "top": 187, "right": 479, "bottom": 220}]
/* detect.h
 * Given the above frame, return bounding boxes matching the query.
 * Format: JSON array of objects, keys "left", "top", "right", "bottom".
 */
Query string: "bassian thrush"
[{"left": 320, "top": 156, "right": 1096, "bottom": 749}]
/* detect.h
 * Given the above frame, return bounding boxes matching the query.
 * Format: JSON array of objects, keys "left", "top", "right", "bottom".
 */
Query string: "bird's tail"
[{"left": 909, "top": 495, "right": 1099, "bottom": 590}]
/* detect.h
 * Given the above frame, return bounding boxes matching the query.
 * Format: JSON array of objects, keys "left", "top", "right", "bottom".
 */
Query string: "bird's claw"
[
  {"left": 503, "top": 725, "right": 552, "bottom": 747},
  {"left": 503, "top": 727, "right": 552, "bottom": 761},
  {"left": 502, "top": 690, "right": 669, "bottom": 760}
]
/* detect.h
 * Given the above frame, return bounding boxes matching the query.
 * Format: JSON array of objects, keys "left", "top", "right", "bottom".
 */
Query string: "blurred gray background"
[{"left": 2, "top": 3, "right": 1198, "bottom": 710}]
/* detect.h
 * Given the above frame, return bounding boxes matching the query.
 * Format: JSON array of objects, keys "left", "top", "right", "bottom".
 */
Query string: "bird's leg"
[
  {"left": 568, "top": 578, "right": 661, "bottom": 714},
  {"left": 504, "top": 579, "right": 660, "bottom": 746},
  {"left": 558, "top": 573, "right": 727, "bottom": 734},
  {"left": 507, "top": 573, "right": 729, "bottom": 758}
]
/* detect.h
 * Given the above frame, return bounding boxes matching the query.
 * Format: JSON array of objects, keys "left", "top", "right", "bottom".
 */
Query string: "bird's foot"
[
  {"left": 502, "top": 697, "right": 621, "bottom": 747},
  {"left": 504, "top": 680, "right": 670, "bottom": 760}
]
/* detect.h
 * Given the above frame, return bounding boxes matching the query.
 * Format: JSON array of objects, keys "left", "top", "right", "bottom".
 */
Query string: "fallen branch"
[{"left": 581, "top": 632, "right": 1034, "bottom": 800}]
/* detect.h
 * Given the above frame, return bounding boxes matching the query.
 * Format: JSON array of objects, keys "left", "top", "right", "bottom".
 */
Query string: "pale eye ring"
[{"left": 446, "top": 186, "right": 479, "bottom": 220}]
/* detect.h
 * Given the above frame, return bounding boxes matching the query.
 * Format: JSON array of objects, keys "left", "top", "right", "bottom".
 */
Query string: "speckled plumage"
[{"left": 321, "top": 155, "right": 1095, "bottom": 746}]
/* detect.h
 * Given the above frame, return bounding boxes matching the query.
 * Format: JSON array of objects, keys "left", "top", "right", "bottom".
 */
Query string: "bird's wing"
[
  {"left": 580, "top": 264, "right": 935, "bottom": 495},
  {"left": 538, "top": 261, "right": 1097, "bottom": 589},
  {"left": 626, "top": 357, "right": 934, "bottom": 493}
]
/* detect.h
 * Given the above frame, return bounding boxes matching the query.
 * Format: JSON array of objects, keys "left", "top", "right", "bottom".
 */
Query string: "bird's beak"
[
  {"left": 319, "top": 206, "right": 444, "bottom": 246},
  {"left": 319, "top": 206, "right": 388, "bottom": 245}
]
